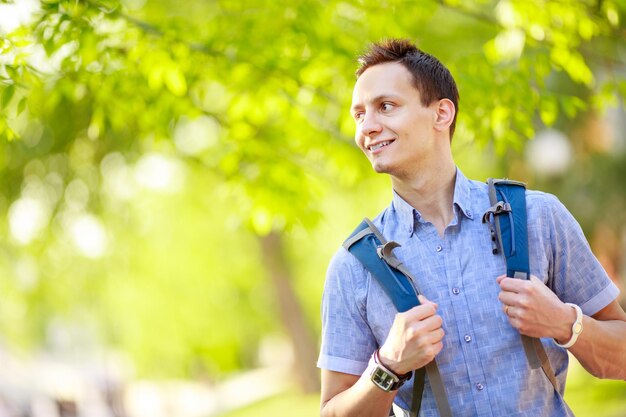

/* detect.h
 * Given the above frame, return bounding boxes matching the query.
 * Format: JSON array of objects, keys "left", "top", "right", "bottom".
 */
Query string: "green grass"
[
  {"left": 565, "top": 360, "right": 626, "bottom": 417},
  {"left": 217, "top": 391, "right": 320, "bottom": 417}
]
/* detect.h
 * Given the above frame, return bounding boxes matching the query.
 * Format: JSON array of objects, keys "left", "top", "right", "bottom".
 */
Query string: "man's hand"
[
  {"left": 497, "top": 274, "right": 576, "bottom": 343},
  {"left": 378, "top": 295, "right": 445, "bottom": 375}
]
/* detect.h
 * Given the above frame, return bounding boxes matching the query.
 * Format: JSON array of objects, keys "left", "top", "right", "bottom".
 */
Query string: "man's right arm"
[
  {"left": 320, "top": 369, "right": 396, "bottom": 417},
  {"left": 320, "top": 298, "right": 445, "bottom": 417}
]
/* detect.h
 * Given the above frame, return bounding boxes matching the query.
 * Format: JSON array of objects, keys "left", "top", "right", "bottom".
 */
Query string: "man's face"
[{"left": 351, "top": 62, "right": 438, "bottom": 178}]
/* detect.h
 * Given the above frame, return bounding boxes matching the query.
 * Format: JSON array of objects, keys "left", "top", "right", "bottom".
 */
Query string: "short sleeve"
[
  {"left": 317, "top": 247, "right": 377, "bottom": 375},
  {"left": 543, "top": 194, "right": 620, "bottom": 316}
]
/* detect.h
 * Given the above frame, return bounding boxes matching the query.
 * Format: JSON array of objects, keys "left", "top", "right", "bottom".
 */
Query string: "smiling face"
[{"left": 351, "top": 62, "right": 442, "bottom": 180}]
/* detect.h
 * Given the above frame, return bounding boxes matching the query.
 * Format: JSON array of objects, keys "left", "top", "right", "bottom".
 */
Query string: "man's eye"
[
  {"left": 354, "top": 112, "right": 364, "bottom": 121},
  {"left": 381, "top": 103, "right": 394, "bottom": 112}
]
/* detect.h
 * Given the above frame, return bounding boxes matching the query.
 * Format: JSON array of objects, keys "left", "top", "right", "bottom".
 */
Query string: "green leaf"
[
  {"left": 1, "top": 84, "right": 15, "bottom": 109},
  {"left": 164, "top": 66, "right": 187, "bottom": 97},
  {"left": 4, "top": 64, "right": 15, "bottom": 80},
  {"left": 17, "top": 96, "right": 26, "bottom": 114},
  {"left": 540, "top": 96, "right": 558, "bottom": 126},
  {"left": 550, "top": 47, "right": 594, "bottom": 86}
]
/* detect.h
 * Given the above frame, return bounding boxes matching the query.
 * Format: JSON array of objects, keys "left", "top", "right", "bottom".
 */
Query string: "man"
[{"left": 318, "top": 39, "right": 626, "bottom": 417}]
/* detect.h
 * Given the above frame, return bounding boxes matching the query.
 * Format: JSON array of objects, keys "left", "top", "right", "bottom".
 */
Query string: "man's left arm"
[{"left": 498, "top": 275, "right": 626, "bottom": 380}]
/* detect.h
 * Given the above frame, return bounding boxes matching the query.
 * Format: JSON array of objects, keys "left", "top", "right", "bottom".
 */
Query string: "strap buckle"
[
  {"left": 481, "top": 201, "right": 512, "bottom": 223},
  {"left": 482, "top": 201, "right": 512, "bottom": 255},
  {"left": 376, "top": 241, "right": 402, "bottom": 269}
]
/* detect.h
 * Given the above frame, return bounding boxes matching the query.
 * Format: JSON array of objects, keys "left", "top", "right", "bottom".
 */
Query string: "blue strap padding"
[
  {"left": 495, "top": 183, "right": 530, "bottom": 278},
  {"left": 344, "top": 220, "right": 421, "bottom": 313}
]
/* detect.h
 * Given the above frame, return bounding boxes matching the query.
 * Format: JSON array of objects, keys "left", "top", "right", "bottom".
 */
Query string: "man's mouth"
[{"left": 368, "top": 140, "right": 393, "bottom": 152}]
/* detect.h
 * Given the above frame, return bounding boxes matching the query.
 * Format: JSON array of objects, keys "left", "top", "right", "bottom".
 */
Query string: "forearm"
[
  {"left": 321, "top": 372, "right": 396, "bottom": 417},
  {"left": 568, "top": 316, "right": 626, "bottom": 380},
  {"left": 320, "top": 301, "right": 443, "bottom": 417}
]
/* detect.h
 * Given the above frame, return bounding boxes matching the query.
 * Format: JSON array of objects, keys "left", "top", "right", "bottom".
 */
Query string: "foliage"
[
  {"left": 2, "top": 0, "right": 625, "bottom": 228},
  {"left": 0, "top": 0, "right": 625, "bottom": 380}
]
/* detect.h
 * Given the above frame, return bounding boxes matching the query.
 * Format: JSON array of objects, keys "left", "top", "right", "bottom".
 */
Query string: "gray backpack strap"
[{"left": 423, "top": 362, "right": 452, "bottom": 417}]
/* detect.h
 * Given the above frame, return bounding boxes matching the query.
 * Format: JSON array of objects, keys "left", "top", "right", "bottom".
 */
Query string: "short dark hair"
[{"left": 356, "top": 39, "right": 459, "bottom": 140}]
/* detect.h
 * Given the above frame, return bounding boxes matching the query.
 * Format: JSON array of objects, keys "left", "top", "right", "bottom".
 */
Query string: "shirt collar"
[
  {"left": 391, "top": 167, "right": 475, "bottom": 236},
  {"left": 453, "top": 168, "right": 475, "bottom": 222},
  {"left": 391, "top": 189, "right": 419, "bottom": 236}
]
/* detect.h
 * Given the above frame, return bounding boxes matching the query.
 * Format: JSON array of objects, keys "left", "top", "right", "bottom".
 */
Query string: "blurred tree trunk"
[{"left": 259, "top": 232, "right": 320, "bottom": 393}]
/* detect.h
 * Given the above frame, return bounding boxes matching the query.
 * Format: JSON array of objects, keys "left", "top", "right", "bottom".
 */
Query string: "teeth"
[{"left": 370, "top": 141, "right": 391, "bottom": 151}]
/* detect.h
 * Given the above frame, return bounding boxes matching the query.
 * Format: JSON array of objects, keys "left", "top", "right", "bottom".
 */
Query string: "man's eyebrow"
[
  {"left": 350, "top": 103, "right": 363, "bottom": 113},
  {"left": 350, "top": 94, "right": 401, "bottom": 113}
]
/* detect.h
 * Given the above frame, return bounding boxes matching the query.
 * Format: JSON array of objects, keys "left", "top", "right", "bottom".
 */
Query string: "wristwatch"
[
  {"left": 554, "top": 303, "right": 584, "bottom": 349},
  {"left": 366, "top": 349, "right": 412, "bottom": 392}
]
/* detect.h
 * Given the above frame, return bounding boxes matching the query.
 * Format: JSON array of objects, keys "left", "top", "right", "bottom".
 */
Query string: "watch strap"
[
  {"left": 369, "top": 349, "right": 412, "bottom": 391},
  {"left": 554, "top": 303, "right": 583, "bottom": 349}
]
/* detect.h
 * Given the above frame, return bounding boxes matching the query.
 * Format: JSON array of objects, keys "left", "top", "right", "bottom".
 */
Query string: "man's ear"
[{"left": 433, "top": 99, "right": 455, "bottom": 132}]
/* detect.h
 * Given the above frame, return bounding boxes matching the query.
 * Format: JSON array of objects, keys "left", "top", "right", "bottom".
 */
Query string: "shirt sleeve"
[
  {"left": 541, "top": 193, "right": 620, "bottom": 316},
  {"left": 317, "top": 247, "right": 377, "bottom": 376}
]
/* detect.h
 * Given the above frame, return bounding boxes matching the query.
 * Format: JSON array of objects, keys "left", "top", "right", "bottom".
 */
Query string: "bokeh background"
[{"left": 0, "top": 0, "right": 625, "bottom": 416}]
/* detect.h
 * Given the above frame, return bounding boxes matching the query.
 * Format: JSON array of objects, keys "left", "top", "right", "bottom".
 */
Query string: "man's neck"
[{"left": 391, "top": 162, "right": 457, "bottom": 237}]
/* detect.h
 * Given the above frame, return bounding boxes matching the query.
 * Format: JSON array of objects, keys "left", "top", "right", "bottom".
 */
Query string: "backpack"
[{"left": 343, "top": 179, "right": 557, "bottom": 417}]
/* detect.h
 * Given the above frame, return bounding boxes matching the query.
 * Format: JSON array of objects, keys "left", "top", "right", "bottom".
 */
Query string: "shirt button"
[
  {"left": 452, "top": 288, "right": 460, "bottom": 295},
  {"left": 464, "top": 335, "right": 472, "bottom": 343},
  {"left": 476, "top": 383, "right": 484, "bottom": 391},
  {"left": 436, "top": 245, "right": 443, "bottom": 252},
  {"left": 467, "top": 210, "right": 472, "bottom": 218}
]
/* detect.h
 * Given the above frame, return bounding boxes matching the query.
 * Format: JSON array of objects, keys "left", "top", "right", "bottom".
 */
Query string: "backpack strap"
[
  {"left": 483, "top": 178, "right": 558, "bottom": 391},
  {"left": 343, "top": 219, "right": 452, "bottom": 417}
]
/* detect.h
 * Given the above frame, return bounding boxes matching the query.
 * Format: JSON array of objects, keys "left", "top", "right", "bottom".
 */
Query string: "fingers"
[
  {"left": 406, "top": 310, "right": 445, "bottom": 348},
  {"left": 498, "top": 274, "right": 545, "bottom": 292},
  {"left": 498, "top": 291, "right": 519, "bottom": 307},
  {"left": 406, "top": 325, "right": 445, "bottom": 364},
  {"left": 395, "top": 298, "right": 444, "bottom": 341},
  {"left": 398, "top": 309, "right": 443, "bottom": 339},
  {"left": 382, "top": 295, "right": 446, "bottom": 371},
  {"left": 497, "top": 274, "right": 548, "bottom": 311},
  {"left": 417, "top": 340, "right": 444, "bottom": 363},
  {"left": 418, "top": 294, "right": 437, "bottom": 306},
  {"left": 498, "top": 284, "right": 526, "bottom": 317},
  {"left": 497, "top": 276, "right": 527, "bottom": 292},
  {"left": 503, "top": 306, "right": 525, "bottom": 323},
  {"left": 428, "top": 327, "right": 445, "bottom": 344},
  {"left": 503, "top": 304, "right": 516, "bottom": 317},
  {"left": 404, "top": 297, "right": 438, "bottom": 321},
  {"left": 419, "top": 314, "right": 444, "bottom": 333}
]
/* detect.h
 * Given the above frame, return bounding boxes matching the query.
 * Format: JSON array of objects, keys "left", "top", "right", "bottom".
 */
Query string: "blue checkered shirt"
[{"left": 318, "top": 169, "right": 619, "bottom": 417}]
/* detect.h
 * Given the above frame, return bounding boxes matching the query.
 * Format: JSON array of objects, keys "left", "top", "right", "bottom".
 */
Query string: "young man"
[{"left": 318, "top": 39, "right": 626, "bottom": 417}]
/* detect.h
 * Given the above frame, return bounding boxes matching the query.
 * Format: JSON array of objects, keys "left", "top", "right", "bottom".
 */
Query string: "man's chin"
[{"left": 371, "top": 161, "right": 391, "bottom": 174}]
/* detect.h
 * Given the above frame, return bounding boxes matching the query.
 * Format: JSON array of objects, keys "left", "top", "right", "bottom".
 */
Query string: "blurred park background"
[{"left": 0, "top": 0, "right": 625, "bottom": 416}]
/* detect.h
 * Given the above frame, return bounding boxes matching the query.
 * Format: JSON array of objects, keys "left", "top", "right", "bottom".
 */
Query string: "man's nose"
[{"left": 359, "top": 113, "right": 382, "bottom": 137}]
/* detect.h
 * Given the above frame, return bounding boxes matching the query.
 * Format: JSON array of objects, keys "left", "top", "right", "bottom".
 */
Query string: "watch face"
[
  {"left": 573, "top": 322, "right": 583, "bottom": 334},
  {"left": 372, "top": 368, "right": 394, "bottom": 391}
]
